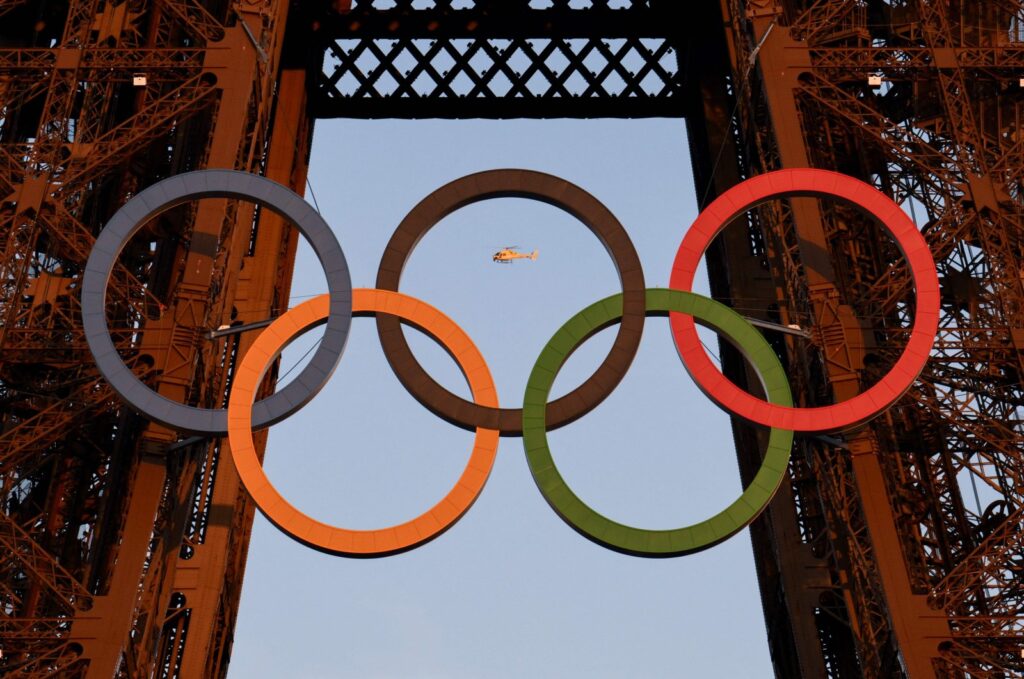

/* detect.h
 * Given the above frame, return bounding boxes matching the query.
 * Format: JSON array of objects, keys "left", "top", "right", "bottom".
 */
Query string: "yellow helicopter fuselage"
[{"left": 492, "top": 248, "right": 538, "bottom": 263}]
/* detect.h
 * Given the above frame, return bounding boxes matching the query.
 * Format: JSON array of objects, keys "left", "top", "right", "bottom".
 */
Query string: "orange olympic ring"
[{"left": 226, "top": 289, "right": 500, "bottom": 557}]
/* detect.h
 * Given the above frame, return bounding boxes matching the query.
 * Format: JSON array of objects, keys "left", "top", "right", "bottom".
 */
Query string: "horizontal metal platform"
[{"left": 303, "top": 2, "right": 689, "bottom": 119}]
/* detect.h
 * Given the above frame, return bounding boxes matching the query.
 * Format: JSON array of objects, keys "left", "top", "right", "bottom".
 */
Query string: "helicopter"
[{"left": 492, "top": 246, "right": 538, "bottom": 263}]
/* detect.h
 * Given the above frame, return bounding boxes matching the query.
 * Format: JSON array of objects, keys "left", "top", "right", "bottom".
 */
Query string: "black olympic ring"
[{"left": 82, "top": 170, "right": 353, "bottom": 436}]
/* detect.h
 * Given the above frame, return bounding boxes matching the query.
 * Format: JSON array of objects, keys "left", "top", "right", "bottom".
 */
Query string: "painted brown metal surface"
[
  {"left": 375, "top": 168, "right": 646, "bottom": 435},
  {"left": 0, "top": 1, "right": 307, "bottom": 676},
  {"left": 1, "top": 1, "right": 1022, "bottom": 678},
  {"left": 688, "top": 1, "right": 1024, "bottom": 677}
]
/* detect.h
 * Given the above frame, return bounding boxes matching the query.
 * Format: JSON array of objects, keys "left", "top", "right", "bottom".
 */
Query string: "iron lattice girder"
[
  {"left": 708, "top": 0, "right": 1024, "bottom": 674},
  {"left": 0, "top": 379, "right": 122, "bottom": 479},
  {"left": 0, "top": 512, "right": 93, "bottom": 614},
  {"left": 809, "top": 47, "right": 1024, "bottom": 73},
  {"left": 312, "top": 4, "right": 688, "bottom": 118},
  {"left": 0, "top": 48, "right": 207, "bottom": 72}
]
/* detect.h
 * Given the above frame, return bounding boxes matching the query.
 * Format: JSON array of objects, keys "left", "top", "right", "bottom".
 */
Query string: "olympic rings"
[
  {"left": 523, "top": 289, "right": 794, "bottom": 557},
  {"left": 375, "top": 169, "right": 645, "bottom": 436},
  {"left": 83, "top": 167, "right": 941, "bottom": 558},
  {"left": 82, "top": 170, "right": 352, "bottom": 436},
  {"left": 227, "top": 289, "right": 500, "bottom": 557},
  {"left": 670, "top": 169, "right": 940, "bottom": 433}
]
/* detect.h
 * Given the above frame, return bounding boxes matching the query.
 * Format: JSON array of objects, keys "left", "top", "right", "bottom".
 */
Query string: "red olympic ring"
[{"left": 669, "top": 168, "right": 940, "bottom": 432}]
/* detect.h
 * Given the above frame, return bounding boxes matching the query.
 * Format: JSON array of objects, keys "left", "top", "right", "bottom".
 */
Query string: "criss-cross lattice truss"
[{"left": 311, "top": 0, "right": 687, "bottom": 118}]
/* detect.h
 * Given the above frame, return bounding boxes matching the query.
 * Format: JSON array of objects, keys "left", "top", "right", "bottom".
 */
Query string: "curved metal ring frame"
[
  {"left": 82, "top": 170, "right": 353, "bottom": 435},
  {"left": 522, "top": 289, "right": 794, "bottom": 557},
  {"left": 227, "top": 289, "right": 500, "bottom": 557},
  {"left": 375, "top": 169, "right": 646, "bottom": 436},
  {"left": 669, "top": 168, "right": 940, "bottom": 433}
]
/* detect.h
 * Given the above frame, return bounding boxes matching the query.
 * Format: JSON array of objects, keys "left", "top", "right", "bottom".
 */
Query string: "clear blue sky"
[{"left": 227, "top": 118, "right": 775, "bottom": 678}]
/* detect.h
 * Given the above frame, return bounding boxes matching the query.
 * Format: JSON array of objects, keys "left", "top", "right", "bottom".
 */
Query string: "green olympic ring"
[{"left": 522, "top": 289, "right": 794, "bottom": 557}]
